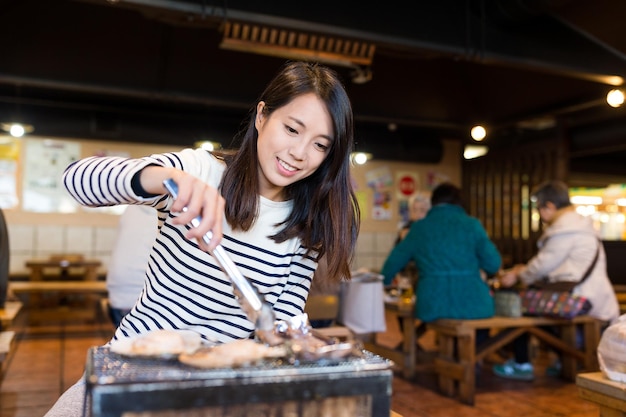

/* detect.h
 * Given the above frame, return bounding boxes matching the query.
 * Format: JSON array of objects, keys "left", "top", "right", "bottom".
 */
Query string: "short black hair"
[
  {"left": 431, "top": 182, "right": 463, "bottom": 207},
  {"left": 532, "top": 180, "right": 571, "bottom": 209}
]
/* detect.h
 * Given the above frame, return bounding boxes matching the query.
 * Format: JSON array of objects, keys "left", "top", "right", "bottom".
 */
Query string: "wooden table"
[
  {"left": 363, "top": 297, "right": 419, "bottom": 380},
  {"left": 0, "top": 300, "right": 23, "bottom": 329},
  {"left": 25, "top": 258, "right": 102, "bottom": 281},
  {"left": 577, "top": 372, "right": 626, "bottom": 416},
  {"left": 21, "top": 257, "right": 104, "bottom": 323}
]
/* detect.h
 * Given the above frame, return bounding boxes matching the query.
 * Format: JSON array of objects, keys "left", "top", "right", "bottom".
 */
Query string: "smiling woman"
[
  {"left": 254, "top": 92, "right": 333, "bottom": 200},
  {"left": 44, "top": 61, "right": 361, "bottom": 417}
]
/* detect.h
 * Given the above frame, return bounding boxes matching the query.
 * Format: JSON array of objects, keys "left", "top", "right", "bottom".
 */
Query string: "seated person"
[
  {"left": 381, "top": 182, "right": 502, "bottom": 349},
  {"left": 495, "top": 180, "right": 619, "bottom": 380},
  {"left": 106, "top": 205, "right": 158, "bottom": 327}
]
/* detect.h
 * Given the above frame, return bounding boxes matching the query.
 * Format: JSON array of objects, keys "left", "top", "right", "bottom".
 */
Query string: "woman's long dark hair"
[{"left": 216, "top": 61, "right": 360, "bottom": 283}]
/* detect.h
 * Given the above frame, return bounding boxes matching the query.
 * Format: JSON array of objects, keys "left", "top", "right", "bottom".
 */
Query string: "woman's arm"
[
  {"left": 139, "top": 165, "right": 225, "bottom": 252},
  {"left": 62, "top": 151, "right": 226, "bottom": 252}
]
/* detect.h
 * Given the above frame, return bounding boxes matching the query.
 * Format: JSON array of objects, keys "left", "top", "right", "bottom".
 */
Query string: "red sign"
[{"left": 399, "top": 175, "right": 416, "bottom": 196}]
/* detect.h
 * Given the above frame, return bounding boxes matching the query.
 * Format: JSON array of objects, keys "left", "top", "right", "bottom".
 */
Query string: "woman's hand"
[
  {"left": 141, "top": 166, "right": 226, "bottom": 252},
  {"left": 498, "top": 270, "right": 518, "bottom": 288},
  {"left": 498, "top": 264, "right": 526, "bottom": 288}
]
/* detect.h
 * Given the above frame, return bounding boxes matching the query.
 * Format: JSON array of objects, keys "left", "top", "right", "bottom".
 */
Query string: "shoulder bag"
[{"left": 521, "top": 240, "right": 599, "bottom": 319}]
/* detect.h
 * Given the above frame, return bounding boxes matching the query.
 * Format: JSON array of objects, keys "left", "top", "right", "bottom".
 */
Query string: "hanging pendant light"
[
  {"left": 1, "top": 86, "right": 34, "bottom": 138},
  {"left": 470, "top": 125, "right": 487, "bottom": 141},
  {"left": 607, "top": 89, "right": 625, "bottom": 108},
  {"left": 1, "top": 122, "right": 34, "bottom": 138}
]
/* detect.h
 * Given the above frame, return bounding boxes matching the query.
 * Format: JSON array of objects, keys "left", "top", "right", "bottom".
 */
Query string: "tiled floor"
[{"left": 0, "top": 307, "right": 601, "bottom": 417}]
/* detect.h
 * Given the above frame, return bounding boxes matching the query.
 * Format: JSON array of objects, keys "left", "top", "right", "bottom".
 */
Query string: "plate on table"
[{"left": 384, "top": 287, "right": 400, "bottom": 303}]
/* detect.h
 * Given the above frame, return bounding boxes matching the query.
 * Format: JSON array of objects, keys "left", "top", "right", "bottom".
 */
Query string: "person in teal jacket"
[{"left": 382, "top": 182, "right": 501, "bottom": 324}]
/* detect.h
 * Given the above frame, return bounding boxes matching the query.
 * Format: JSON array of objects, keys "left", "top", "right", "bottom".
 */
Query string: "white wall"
[
  {"left": 348, "top": 139, "right": 462, "bottom": 272},
  {"left": 8, "top": 222, "right": 117, "bottom": 276},
  {"left": 5, "top": 137, "right": 462, "bottom": 277}
]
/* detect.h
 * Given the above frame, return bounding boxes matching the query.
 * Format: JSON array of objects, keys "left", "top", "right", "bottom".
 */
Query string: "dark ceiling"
[{"left": 2, "top": 0, "right": 626, "bottom": 185}]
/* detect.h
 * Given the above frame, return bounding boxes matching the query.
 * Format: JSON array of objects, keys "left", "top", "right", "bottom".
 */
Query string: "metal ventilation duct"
[{"left": 220, "top": 21, "right": 376, "bottom": 68}]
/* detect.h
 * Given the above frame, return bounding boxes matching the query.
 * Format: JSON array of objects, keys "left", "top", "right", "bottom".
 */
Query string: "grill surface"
[
  {"left": 86, "top": 346, "right": 392, "bottom": 384},
  {"left": 85, "top": 346, "right": 394, "bottom": 417}
]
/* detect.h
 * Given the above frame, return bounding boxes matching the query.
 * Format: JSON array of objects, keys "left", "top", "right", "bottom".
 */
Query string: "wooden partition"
[{"left": 462, "top": 138, "right": 568, "bottom": 266}]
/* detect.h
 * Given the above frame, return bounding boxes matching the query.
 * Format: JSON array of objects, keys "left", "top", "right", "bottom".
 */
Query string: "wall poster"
[
  {"left": 0, "top": 136, "right": 20, "bottom": 209},
  {"left": 365, "top": 166, "right": 393, "bottom": 220},
  {"left": 22, "top": 138, "right": 81, "bottom": 213}
]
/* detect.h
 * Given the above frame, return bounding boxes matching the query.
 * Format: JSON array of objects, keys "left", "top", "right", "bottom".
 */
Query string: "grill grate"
[
  {"left": 85, "top": 347, "right": 393, "bottom": 417},
  {"left": 87, "top": 346, "right": 392, "bottom": 385}
]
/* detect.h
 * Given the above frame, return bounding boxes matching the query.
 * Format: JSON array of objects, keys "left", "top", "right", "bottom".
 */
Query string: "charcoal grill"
[{"left": 84, "top": 346, "right": 394, "bottom": 417}]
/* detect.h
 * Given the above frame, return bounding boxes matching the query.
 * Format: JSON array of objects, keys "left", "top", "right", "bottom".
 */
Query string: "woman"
[
  {"left": 45, "top": 61, "right": 360, "bottom": 416},
  {"left": 395, "top": 192, "right": 431, "bottom": 245},
  {"left": 494, "top": 180, "right": 619, "bottom": 380},
  {"left": 382, "top": 182, "right": 501, "bottom": 323},
  {"left": 381, "top": 183, "right": 500, "bottom": 355}
]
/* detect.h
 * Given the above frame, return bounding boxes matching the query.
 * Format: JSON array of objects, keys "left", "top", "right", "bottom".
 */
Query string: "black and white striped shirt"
[{"left": 63, "top": 148, "right": 317, "bottom": 344}]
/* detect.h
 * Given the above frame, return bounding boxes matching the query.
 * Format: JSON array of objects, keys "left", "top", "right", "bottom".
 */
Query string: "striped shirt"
[{"left": 63, "top": 148, "right": 317, "bottom": 344}]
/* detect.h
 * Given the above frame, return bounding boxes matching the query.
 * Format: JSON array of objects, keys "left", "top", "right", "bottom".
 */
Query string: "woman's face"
[
  {"left": 410, "top": 200, "right": 429, "bottom": 221},
  {"left": 255, "top": 93, "right": 333, "bottom": 201},
  {"left": 538, "top": 201, "right": 557, "bottom": 224}
]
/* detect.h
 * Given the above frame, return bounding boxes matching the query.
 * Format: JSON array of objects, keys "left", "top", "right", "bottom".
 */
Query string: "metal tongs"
[{"left": 163, "top": 179, "right": 279, "bottom": 344}]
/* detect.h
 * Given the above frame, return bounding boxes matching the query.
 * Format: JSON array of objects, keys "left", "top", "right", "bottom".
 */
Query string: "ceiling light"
[
  {"left": 607, "top": 89, "right": 624, "bottom": 108},
  {"left": 194, "top": 140, "right": 222, "bottom": 151},
  {"left": 470, "top": 125, "right": 486, "bottom": 141},
  {"left": 463, "top": 145, "right": 488, "bottom": 160},
  {"left": 1, "top": 122, "right": 34, "bottom": 138},
  {"left": 351, "top": 152, "right": 372, "bottom": 165}
]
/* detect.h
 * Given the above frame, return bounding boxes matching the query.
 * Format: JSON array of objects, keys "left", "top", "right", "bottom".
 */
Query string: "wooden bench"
[
  {"left": 9, "top": 281, "right": 107, "bottom": 294},
  {"left": 0, "top": 300, "right": 23, "bottom": 330},
  {"left": 428, "top": 315, "right": 601, "bottom": 405},
  {"left": 0, "top": 330, "right": 15, "bottom": 362},
  {"left": 9, "top": 281, "right": 108, "bottom": 323},
  {"left": 0, "top": 301, "right": 22, "bottom": 378}
]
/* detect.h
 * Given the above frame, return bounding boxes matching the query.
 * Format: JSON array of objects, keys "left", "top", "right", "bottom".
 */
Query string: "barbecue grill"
[{"left": 84, "top": 346, "right": 394, "bottom": 417}]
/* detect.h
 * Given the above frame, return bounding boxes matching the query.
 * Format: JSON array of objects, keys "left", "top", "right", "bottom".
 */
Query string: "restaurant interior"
[{"left": 2, "top": 1, "right": 626, "bottom": 416}]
